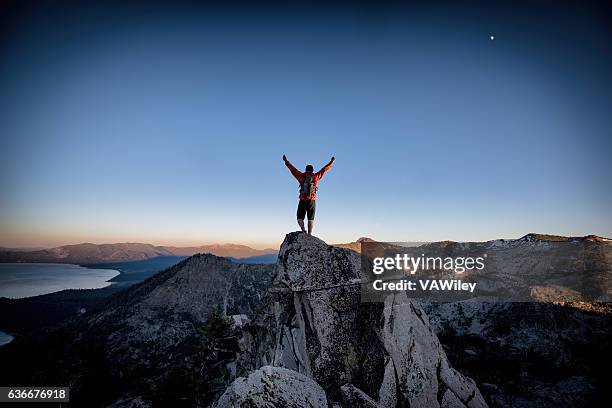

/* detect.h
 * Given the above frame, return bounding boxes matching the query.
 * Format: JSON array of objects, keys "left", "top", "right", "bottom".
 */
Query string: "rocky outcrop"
[
  {"left": 268, "top": 232, "right": 486, "bottom": 407},
  {"left": 90, "top": 253, "right": 275, "bottom": 370},
  {"left": 340, "top": 383, "right": 383, "bottom": 407},
  {"left": 423, "top": 300, "right": 612, "bottom": 406},
  {"left": 213, "top": 366, "right": 328, "bottom": 408}
]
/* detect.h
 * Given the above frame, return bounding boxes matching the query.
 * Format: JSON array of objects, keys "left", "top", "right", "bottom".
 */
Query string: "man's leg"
[
  {"left": 297, "top": 200, "right": 306, "bottom": 232},
  {"left": 307, "top": 200, "right": 316, "bottom": 235},
  {"left": 298, "top": 219, "right": 306, "bottom": 232}
]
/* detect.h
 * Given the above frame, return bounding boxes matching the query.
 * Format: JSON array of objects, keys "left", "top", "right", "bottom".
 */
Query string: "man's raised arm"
[
  {"left": 316, "top": 156, "right": 335, "bottom": 179},
  {"left": 283, "top": 155, "right": 303, "bottom": 181}
]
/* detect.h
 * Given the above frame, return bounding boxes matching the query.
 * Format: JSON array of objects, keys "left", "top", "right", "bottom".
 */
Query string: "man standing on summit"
[{"left": 283, "top": 155, "right": 335, "bottom": 235}]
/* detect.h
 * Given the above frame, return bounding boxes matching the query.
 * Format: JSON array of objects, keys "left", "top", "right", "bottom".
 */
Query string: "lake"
[{"left": 0, "top": 263, "right": 120, "bottom": 299}]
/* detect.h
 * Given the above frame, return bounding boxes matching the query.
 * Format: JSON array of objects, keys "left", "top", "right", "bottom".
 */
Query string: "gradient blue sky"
[{"left": 1, "top": 1, "right": 611, "bottom": 248}]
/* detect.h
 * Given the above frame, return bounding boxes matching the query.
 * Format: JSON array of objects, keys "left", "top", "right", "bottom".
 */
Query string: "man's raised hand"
[
  {"left": 283, "top": 155, "right": 287, "bottom": 162},
  {"left": 331, "top": 156, "right": 335, "bottom": 162}
]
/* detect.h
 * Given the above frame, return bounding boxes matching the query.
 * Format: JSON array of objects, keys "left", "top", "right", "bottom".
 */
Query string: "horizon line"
[{"left": 1, "top": 232, "right": 610, "bottom": 251}]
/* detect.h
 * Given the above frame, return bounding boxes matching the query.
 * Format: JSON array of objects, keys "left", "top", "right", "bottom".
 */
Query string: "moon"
[{"left": 490, "top": 35, "right": 495, "bottom": 41}]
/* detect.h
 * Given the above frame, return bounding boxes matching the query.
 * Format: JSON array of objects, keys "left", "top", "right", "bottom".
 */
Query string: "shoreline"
[{"left": 0, "top": 262, "right": 120, "bottom": 300}]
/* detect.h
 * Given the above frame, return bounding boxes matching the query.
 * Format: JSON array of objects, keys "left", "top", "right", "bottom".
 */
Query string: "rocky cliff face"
[
  {"left": 221, "top": 232, "right": 486, "bottom": 407},
  {"left": 215, "top": 233, "right": 612, "bottom": 407},
  {"left": 423, "top": 300, "right": 612, "bottom": 407},
  {"left": 89, "top": 254, "right": 275, "bottom": 372}
]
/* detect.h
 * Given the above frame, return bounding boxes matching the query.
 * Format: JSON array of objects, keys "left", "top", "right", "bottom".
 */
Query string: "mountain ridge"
[
  {"left": 0, "top": 242, "right": 278, "bottom": 264},
  {"left": 334, "top": 233, "right": 611, "bottom": 253},
  {"left": 3, "top": 233, "right": 608, "bottom": 264}
]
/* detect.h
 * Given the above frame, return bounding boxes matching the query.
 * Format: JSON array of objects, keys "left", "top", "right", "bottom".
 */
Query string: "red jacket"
[{"left": 285, "top": 159, "right": 334, "bottom": 200}]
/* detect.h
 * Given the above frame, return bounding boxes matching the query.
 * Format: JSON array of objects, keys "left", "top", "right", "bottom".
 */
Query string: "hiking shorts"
[{"left": 297, "top": 199, "right": 316, "bottom": 220}]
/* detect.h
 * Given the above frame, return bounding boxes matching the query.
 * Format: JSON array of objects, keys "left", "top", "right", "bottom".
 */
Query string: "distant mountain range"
[
  {"left": 2, "top": 233, "right": 608, "bottom": 265},
  {"left": 0, "top": 242, "right": 277, "bottom": 264},
  {"left": 0, "top": 247, "right": 47, "bottom": 252},
  {"left": 333, "top": 233, "right": 611, "bottom": 253}
]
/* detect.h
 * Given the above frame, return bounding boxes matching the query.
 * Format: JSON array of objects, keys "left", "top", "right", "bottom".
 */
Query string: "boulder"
[{"left": 213, "top": 365, "right": 328, "bottom": 408}]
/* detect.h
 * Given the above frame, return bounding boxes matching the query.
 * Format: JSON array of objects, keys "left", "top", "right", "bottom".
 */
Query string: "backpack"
[{"left": 300, "top": 174, "right": 316, "bottom": 197}]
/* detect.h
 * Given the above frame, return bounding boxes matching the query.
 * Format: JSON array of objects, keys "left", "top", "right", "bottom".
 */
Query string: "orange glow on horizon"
[{"left": 0, "top": 228, "right": 280, "bottom": 250}]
